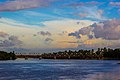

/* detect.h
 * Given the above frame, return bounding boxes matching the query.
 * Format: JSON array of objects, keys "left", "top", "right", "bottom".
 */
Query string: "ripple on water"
[{"left": 0, "top": 60, "right": 119, "bottom": 80}]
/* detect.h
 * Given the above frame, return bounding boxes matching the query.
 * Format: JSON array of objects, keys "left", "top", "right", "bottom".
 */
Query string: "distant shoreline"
[
  {"left": 16, "top": 57, "right": 120, "bottom": 60},
  {"left": 0, "top": 47, "right": 120, "bottom": 60}
]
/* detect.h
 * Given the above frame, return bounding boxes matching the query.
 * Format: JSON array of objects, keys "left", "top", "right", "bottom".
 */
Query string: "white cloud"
[
  {"left": 84, "top": 7, "right": 106, "bottom": 20},
  {"left": 76, "top": 6, "right": 107, "bottom": 20}
]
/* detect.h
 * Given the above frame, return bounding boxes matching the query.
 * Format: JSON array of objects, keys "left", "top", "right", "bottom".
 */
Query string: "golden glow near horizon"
[{"left": 0, "top": 18, "right": 94, "bottom": 49}]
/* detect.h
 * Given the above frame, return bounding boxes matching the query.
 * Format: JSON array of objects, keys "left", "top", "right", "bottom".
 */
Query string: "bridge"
[
  {"left": 15, "top": 53, "right": 80, "bottom": 60},
  {"left": 15, "top": 53, "right": 42, "bottom": 60}
]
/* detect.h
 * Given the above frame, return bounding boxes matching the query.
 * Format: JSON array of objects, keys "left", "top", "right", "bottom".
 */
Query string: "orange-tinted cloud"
[{"left": 0, "top": 31, "right": 9, "bottom": 38}]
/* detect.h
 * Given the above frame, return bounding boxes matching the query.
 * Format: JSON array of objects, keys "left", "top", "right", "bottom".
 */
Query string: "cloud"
[
  {"left": 45, "top": 38, "right": 53, "bottom": 42},
  {"left": 0, "top": 0, "right": 57, "bottom": 12},
  {"left": 37, "top": 31, "right": 52, "bottom": 36},
  {"left": 92, "top": 19, "right": 120, "bottom": 40},
  {"left": 63, "top": 38, "right": 120, "bottom": 49},
  {"left": 44, "top": 38, "right": 53, "bottom": 44},
  {"left": 0, "top": 18, "right": 95, "bottom": 49},
  {"left": 65, "top": 1, "right": 102, "bottom": 7},
  {"left": 0, "top": 18, "right": 39, "bottom": 28},
  {"left": 0, "top": 31, "right": 9, "bottom": 38},
  {"left": 68, "top": 32, "right": 81, "bottom": 39},
  {"left": 69, "top": 18, "right": 120, "bottom": 40},
  {"left": 68, "top": 27, "right": 93, "bottom": 39},
  {"left": 78, "top": 13, "right": 87, "bottom": 18},
  {"left": 0, "top": 40, "right": 15, "bottom": 47},
  {"left": 88, "top": 35, "right": 94, "bottom": 39},
  {"left": 73, "top": 7, "right": 106, "bottom": 20},
  {"left": 84, "top": 8, "right": 105, "bottom": 20},
  {"left": 110, "top": 2, "right": 120, "bottom": 6},
  {"left": 79, "top": 27, "right": 93, "bottom": 35},
  {"left": 9, "top": 36, "right": 22, "bottom": 44},
  {"left": 61, "top": 40, "right": 83, "bottom": 44},
  {"left": 97, "top": 9, "right": 104, "bottom": 15},
  {"left": 77, "top": 38, "right": 112, "bottom": 49},
  {"left": 0, "top": 35, "right": 22, "bottom": 47},
  {"left": 23, "top": 11, "right": 67, "bottom": 22}
]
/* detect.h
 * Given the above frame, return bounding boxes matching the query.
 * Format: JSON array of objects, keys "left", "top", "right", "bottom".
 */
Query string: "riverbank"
[
  {"left": 1, "top": 48, "right": 120, "bottom": 60},
  {"left": 0, "top": 51, "right": 16, "bottom": 60},
  {"left": 16, "top": 48, "right": 120, "bottom": 60}
]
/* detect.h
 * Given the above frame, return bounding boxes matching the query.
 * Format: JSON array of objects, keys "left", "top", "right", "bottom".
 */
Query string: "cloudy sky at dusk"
[{"left": 0, "top": 0, "right": 120, "bottom": 53}]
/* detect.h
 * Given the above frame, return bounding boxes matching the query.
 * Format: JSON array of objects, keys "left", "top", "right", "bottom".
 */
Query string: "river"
[{"left": 0, "top": 60, "right": 120, "bottom": 80}]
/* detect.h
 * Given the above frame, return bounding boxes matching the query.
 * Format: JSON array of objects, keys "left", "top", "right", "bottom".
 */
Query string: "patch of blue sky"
[
  {"left": 0, "top": 0, "right": 8, "bottom": 3},
  {"left": 0, "top": 9, "right": 64, "bottom": 27},
  {"left": 0, "top": 7, "right": 78, "bottom": 26},
  {"left": 106, "top": 8, "right": 120, "bottom": 19},
  {"left": 0, "top": 0, "right": 119, "bottom": 27},
  {"left": 0, "top": 13, "right": 45, "bottom": 27}
]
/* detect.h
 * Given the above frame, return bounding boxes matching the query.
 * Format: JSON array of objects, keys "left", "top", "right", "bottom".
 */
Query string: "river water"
[{"left": 0, "top": 60, "right": 120, "bottom": 80}]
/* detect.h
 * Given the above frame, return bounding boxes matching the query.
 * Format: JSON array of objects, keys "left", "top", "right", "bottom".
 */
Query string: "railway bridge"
[{"left": 15, "top": 53, "right": 42, "bottom": 60}]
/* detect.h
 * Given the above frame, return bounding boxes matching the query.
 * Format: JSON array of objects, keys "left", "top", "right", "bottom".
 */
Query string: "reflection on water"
[
  {"left": 0, "top": 60, "right": 120, "bottom": 80},
  {"left": 85, "top": 70, "right": 120, "bottom": 80}
]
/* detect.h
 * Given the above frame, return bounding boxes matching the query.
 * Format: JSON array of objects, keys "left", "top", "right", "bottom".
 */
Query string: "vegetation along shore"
[{"left": 0, "top": 48, "right": 120, "bottom": 60}]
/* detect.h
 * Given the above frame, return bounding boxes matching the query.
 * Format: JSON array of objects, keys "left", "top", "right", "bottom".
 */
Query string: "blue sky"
[
  {"left": 0, "top": 0, "right": 120, "bottom": 53},
  {"left": 0, "top": 0, "right": 120, "bottom": 24}
]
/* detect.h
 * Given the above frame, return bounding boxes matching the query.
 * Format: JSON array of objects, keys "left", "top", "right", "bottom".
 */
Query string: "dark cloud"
[
  {"left": 0, "top": 40, "right": 15, "bottom": 47},
  {"left": 9, "top": 36, "right": 22, "bottom": 44},
  {"left": 0, "top": 0, "right": 57, "bottom": 12},
  {"left": 0, "top": 32, "right": 9, "bottom": 38},
  {"left": 0, "top": 36, "right": 22, "bottom": 47},
  {"left": 92, "top": 19, "right": 120, "bottom": 40},
  {"left": 68, "top": 31, "right": 81, "bottom": 39},
  {"left": 88, "top": 35, "right": 94, "bottom": 39},
  {"left": 79, "top": 27, "right": 93, "bottom": 35},
  {"left": 68, "top": 27, "right": 92, "bottom": 39},
  {"left": 44, "top": 37, "right": 53, "bottom": 44},
  {"left": 37, "top": 31, "right": 52, "bottom": 36},
  {"left": 68, "top": 18, "right": 120, "bottom": 40},
  {"left": 45, "top": 38, "right": 53, "bottom": 42},
  {"left": 9, "top": 36, "right": 18, "bottom": 41}
]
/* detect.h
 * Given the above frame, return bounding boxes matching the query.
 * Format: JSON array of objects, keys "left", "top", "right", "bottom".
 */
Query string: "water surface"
[{"left": 0, "top": 60, "right": 120, "bottom": 80}]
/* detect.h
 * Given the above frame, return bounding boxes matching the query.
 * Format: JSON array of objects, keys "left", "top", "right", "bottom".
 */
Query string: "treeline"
[
  {"left": 41, "top": 48, "right": 120, "bottom": 60},
  {"left": 1, "top": 48, "right": 120, "bottom": 60},
  {"left": 0, "top": 51, "right": 16, "bottom": 60}
]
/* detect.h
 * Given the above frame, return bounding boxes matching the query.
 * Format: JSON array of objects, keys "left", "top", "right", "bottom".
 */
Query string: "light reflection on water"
[{"left": 0, "top": 60, "right": 120, "bottom": 80}]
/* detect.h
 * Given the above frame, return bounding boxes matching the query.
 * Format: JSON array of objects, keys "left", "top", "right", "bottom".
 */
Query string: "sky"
[{"left": 0, "top": 0, "right": 120, "bottom": 53}]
